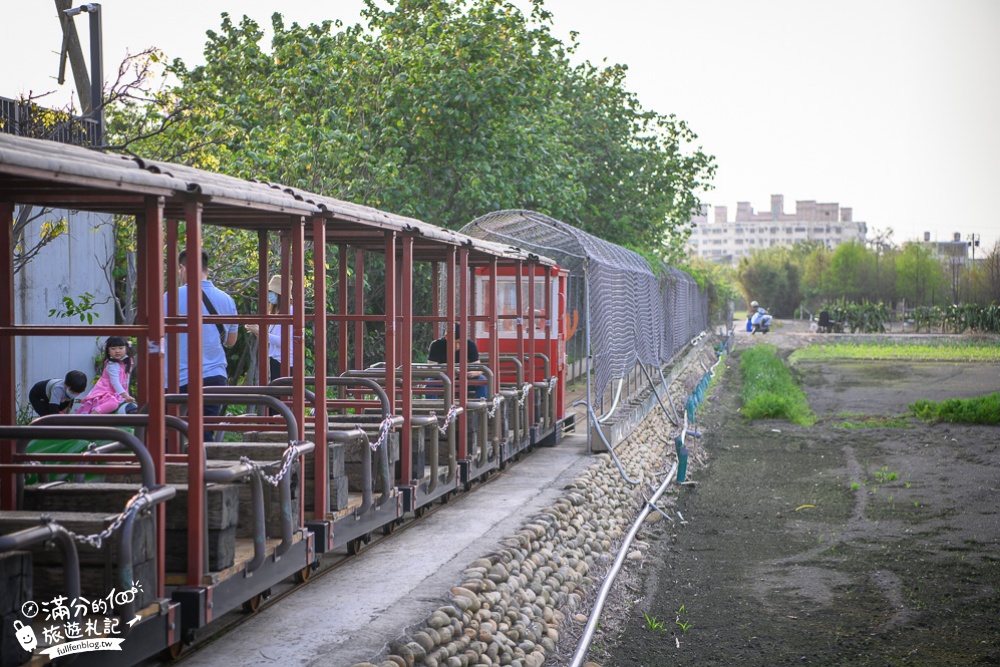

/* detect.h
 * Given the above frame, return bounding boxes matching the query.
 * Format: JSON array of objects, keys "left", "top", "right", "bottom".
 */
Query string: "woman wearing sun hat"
[{"left": 246, "top": 275, "right": 292, "bottom": 381}]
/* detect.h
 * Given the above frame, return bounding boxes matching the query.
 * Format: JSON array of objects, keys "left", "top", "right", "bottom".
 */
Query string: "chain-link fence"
[{"left": 461, "top": 210, "right": 709, "bottom": 405}]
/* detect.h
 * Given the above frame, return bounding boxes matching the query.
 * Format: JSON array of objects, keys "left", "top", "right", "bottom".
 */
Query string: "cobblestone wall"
[{"left": 350, "top": 342, "right": 721, "bottom": 667}]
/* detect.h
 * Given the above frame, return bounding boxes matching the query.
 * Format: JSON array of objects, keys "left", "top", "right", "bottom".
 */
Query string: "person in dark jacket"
[
  {"left": 427, "top": 325, "right": 488, "bottom": 399},
  {"left": 29, "top": 370, "right": 87, "bottom": 416}
]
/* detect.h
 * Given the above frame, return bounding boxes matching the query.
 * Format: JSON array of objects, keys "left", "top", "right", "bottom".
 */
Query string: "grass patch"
[
  {"left": 831, "top": 413, "right": 911, "bottom": 429},
  {"left": 740, "top": 345, "right": 815, "bottom": 425},
  {"left": 909, "top": 392, "right": 1000, "bottom": 424},
  {"left": 790, "top": 339, "right": 1000, "bottom": 363}
]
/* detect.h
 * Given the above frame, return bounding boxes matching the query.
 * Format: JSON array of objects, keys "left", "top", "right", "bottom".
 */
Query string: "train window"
[{"left": 476, "top": 275, "right": 554, "bottom": 338}]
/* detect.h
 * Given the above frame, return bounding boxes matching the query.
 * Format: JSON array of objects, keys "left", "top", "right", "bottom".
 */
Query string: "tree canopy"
[{"left": 110, "top": 0, "right": 715, "bottom": 257}]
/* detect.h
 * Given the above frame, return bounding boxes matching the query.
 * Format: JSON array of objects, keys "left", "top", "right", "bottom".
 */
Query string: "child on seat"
[{"left": 78, "top": 336, "right": 138, "bottom": 414}]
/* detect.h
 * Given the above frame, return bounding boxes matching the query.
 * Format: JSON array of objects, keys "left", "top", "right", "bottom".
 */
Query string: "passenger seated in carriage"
[{"left": 425, "top": 324, "right": 488, "bottom": 399}]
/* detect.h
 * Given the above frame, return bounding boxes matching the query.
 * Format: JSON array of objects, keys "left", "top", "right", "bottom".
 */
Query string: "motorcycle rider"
[{"left": 749, "top": 301, "right": 772, "bottom": 334}]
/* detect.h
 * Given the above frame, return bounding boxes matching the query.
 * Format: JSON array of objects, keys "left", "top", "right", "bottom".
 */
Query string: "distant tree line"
[{"left": 734, "top": 234, "right": 1000, "bottom": 319}]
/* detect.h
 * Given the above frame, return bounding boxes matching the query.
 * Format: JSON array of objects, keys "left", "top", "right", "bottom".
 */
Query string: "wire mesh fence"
[{"left": 462, "top": 210, "right": 709, "bottom": 404}]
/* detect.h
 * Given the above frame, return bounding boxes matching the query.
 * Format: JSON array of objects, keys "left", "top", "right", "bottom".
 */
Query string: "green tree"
[
  {"left": 105, "top": 0, "right": 717, "bottom": 377},
  {"left": 957, "top": 238, "right": 1000, "bottom": 305},
  {"left": 111, "top": 0, "right": 713, "bottom": 250},
  {"left": 895, "top": 243, "right": 948, "bottom": 307},
  {"left": 825, "top": 240, "right": 874, "bottom": 302},
  {"left": 734, "top": 246, "right": 801, "bottom": 318},
  {"left": 800, "top": 245, "right": 832, "bottom": 306}
]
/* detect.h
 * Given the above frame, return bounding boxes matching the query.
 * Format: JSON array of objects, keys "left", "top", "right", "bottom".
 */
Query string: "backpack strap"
[{"left": 201, "top": 291, "right": 227, "bottom": 345}]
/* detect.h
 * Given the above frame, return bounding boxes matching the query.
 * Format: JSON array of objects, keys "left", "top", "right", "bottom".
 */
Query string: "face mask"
[
  {"left": 67, "top": 389, "right": 82, "bottom": 399},
  {"left": 268, "top": 292, "right": 280, "bottom": 305}
]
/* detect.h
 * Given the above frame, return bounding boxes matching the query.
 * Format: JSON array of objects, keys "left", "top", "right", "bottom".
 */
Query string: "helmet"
[{"left": 750, "top": 301, "right": 759, "bottom": 308}]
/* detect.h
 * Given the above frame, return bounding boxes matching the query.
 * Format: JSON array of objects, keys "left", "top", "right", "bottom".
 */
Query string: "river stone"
[
  {"left": 388, "top": 642, "right": 414, "bottom": 667},
  {"left": 412, "top": 632, "right": 435, "bottom": 652}
]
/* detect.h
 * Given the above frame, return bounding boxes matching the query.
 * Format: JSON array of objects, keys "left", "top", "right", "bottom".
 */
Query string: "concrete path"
[{"left": 177, "top": 433, "right": 595, "bottom": 667}]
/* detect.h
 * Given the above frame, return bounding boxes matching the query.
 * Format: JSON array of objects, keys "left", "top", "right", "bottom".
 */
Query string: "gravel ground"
[{"left": 580, "top": 323, "right": 1000, "bottom": 667}]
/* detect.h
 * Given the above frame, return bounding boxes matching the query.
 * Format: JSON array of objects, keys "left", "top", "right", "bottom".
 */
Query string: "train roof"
[{"left": 0, "top": 134, "right": 554, "bottom": 266}]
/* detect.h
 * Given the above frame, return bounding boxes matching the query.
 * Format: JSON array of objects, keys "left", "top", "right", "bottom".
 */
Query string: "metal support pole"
[
  {"left": 338, "top": 244, "right": 348, "bottom": 377},
  {"left": 583, "top": 262, "right": 593, "bottom": 453},
  {"left": 183, "top": 201, "right": 205, "bottom": 586},
  {"left": 401, "top": 235, "right": 414, "bottom": 484},
  {"left": 526, "top": 266, "right": 536, "bottom": 429},
  {"left": 384, "top": 230, "right": 399, "bottom": 475},
  {"left": 457, "top": 248, "right": 469, "bottom": 462},
  {"left": 291, "top": 217, "right": 306, "bottom": 527},
  {"left": 353, "top": 248, "right": 365, "bottom": 370},
  {"left": 312, "top": 217, "right": 329, "bottom": 518},
  {"left": 257, "top": 231, "right": 269, "bottom": 382},
  {"left": 141, "top": 195, "right": 166, "bottom": 596},
  {"left": 87, "top": 4, "right": 103, "bottom": 145},
  {"left": 0, "top": 201, "right": 15, "bottom": 510}
]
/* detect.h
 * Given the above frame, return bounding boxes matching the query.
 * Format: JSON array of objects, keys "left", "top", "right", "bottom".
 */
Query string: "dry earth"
[{"left": 570, "top": 321, "right": 1000, "bottom": 666}]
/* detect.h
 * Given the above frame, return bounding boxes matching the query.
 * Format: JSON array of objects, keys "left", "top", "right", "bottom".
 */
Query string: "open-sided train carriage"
[{"left": 0, "top": 133, "right": 569, "bottom": 665}]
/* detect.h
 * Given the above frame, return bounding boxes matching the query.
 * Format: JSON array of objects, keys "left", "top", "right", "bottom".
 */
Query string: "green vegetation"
[
  {"left": 643, "top": 613, "right": 667, "bottom": 633},
  {"left": 739, "top": 345, "right": 815, "bottom": 425},
  {"left": 675, "top": 605, "right": 691, "bottom": 633},
  {"left": 910, "top": 392, "right": 1000, "bottom": 424},
  {"left": 832, "top": 413, "right": 910, "bottom": 429},
  {"left": 790, "top": 340, "right": 1000, "bottom": 363},
  {"left": 111, "top": 0, "right": 714, "bottom": 259},
  {"left": 825, "top": 300, "right": 889, "bottom": 333},
  {"left": 873, "top": 466, "right": 899, "bottom": 483},
  {"left": 734, "top": 230, "right": 1000, "bottom": 317}
]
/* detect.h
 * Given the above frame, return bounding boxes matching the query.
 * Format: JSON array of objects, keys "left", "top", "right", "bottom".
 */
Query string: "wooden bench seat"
[
  {"left": 0, "top": 510, "right": 157, "bottom": 610},
  {"left": 23, "top": 482, "right": 238, "bottom": 571}
]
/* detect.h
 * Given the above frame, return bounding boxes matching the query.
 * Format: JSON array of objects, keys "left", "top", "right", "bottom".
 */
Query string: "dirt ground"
[{"left": 570, "top": 321, "right": 1000, "bottom": 666}]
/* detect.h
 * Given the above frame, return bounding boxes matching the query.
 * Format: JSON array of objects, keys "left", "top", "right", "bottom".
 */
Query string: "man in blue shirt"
[{"left": 166, "top": 249, "right": 238, "bottom": 442}]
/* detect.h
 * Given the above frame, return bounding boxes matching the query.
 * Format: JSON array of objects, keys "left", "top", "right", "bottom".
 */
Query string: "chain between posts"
[
  {"left": 487, "top": 393, "right": 504, "bottom": 419},
  {"left": 429, "top": 404, "right": 462, "bottom": 436},
  {"left": 366, "top": 414, "right": 396, "bottom": 452},
  {"left": 56, "top": 486, "right": 150, "bottom": 549},
  {"left": 240, "top": 443, "right": 301, "bottom": 487},
  {"left": 516, "top": 383, "right": 532, "bottom": 408}
]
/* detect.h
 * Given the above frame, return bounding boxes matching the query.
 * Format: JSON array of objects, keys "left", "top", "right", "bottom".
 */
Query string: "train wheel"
[
  {"left": 382, "top": 520, "right": 396, "bottom": 536},
  {"left": 347, "top": 533, "right": 371, "bottom": 555},
  {"left": 294, "top": 564, "right": 313, "bottom": 584},
  {"left": 242, "top": 593, "right": 263, "bottom": 614},
  {"left": 163, "top": 641, "right": 184, "bottom": 661},
  {"left": 414, "top": 504, "right": 428, "bottom": 518}
]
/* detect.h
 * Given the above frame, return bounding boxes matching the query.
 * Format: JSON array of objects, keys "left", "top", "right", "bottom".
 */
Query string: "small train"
[{"left": 0, "top": 133, "right": 575, "bottom": 666}]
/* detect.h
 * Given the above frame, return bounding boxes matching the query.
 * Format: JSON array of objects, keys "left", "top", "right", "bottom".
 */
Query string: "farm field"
[{"left": 586, "top": 324, "right": 1000, "bottom": 667}]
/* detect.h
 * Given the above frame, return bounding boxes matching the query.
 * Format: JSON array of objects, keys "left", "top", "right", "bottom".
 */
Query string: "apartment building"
[{"left": 688, "top": 194, "right": 867, "bottom": 264}]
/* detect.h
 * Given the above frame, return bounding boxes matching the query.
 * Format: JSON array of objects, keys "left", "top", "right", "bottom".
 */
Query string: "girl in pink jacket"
[{"left": 78, "top": 336, "right": 138, "bottom": 414}]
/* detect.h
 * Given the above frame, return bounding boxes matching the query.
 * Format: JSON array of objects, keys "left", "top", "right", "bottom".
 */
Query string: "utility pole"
[
  {"left": 54, "top": 0, "right": 91, "bottom": 113},
  {"left": 57, "top": 2, "right": 103, "bottom": 147}
]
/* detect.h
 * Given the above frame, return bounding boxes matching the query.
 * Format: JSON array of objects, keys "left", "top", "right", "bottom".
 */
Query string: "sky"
[{"left": 2, "top": 0, "right": 998, "bottom": 253}]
